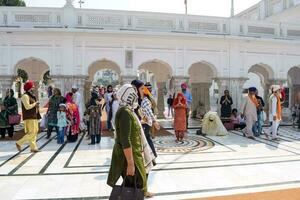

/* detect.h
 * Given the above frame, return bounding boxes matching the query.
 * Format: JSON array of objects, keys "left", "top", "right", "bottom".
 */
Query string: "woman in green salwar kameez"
[{"left": 107, "top": 84, "right": 154, "bottom": 198}]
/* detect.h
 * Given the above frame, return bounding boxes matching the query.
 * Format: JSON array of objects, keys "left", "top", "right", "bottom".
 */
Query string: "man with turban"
[
  {"left": 16, "top": 81, "right": 41, "bottom": 153},
  {"left": 241, "top": 87, "right": 258, "bottom": 139},
  {"left": 107, "top": 84, "right": 155, "bottom": 198},
  {"left": 265, "top": 85, "right": 282, "bottom": 140}
]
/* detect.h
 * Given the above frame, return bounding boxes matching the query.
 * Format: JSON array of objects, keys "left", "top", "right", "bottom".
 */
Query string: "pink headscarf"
[{"left": 65, "top": 92, "right": 80, "bottom": 135}]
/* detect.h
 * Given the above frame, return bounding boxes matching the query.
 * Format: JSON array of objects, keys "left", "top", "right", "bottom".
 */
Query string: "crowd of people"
[{"left": 1, "top": 76, "right": 300, "bottom": 198}]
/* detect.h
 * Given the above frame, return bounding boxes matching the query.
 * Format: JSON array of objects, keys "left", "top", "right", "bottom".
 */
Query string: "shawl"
[{"left": 132, "top": 111, "right": 155, "bottom": 173}]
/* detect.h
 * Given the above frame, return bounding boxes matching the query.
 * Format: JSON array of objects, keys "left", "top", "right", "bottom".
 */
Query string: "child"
[
  {"left": 57, "top": 104, "right": 67, "bottom": 144},
  {"left": 230, "top": 108, "right": 246, "bottom": 130}
]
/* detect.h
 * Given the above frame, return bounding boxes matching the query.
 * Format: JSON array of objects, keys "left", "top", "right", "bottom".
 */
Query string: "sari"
[{"left": 65, "top": 93, "right": 80, "bottom": 140}]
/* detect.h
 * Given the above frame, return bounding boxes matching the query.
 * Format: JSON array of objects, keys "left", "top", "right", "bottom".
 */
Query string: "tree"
[
  {"left": 17, "top": 68, "right": 28, "bottom": 83},
  {"left": 0, "top": 0, "right": 26, "bottom": 6}
]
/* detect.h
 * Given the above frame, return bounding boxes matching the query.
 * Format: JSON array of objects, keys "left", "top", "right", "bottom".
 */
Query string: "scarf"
[
  {"left": 276, "top": 95, "right": 282, "bottom": 121},
  {"left": 132, "top": 111, "right": 155, "bottom": 173},
  {"left": 249, "top": 94, "right": 259, "bottom": 108}
]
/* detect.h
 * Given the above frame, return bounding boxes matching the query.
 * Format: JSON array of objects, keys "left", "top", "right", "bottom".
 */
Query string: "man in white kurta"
[
  {"left": 241, "top": 87, "right": 258, "bottom": 139},
  {"left": 72, "top": 85, "right": 84, "bottom": 130},
  {"left": 265, "top": 85, "right": 282, "bottom": 140}
]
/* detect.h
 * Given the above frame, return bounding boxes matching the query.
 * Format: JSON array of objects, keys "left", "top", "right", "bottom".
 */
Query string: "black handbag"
[{"left": 109, "top": 176, "right": 144, "bottom": 200}]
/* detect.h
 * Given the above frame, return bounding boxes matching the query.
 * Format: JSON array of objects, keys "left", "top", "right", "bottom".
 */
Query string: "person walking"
[
  {"left": 131, "top": 80, "right": 160, "bottom": 160},
  {"left": 104, "top": 85, "right": 113, "bottom": 131},
  {"left": 220, "top": 90, "right": 233, "bottom": 118},
  {"left": 16, "top": 81, "right": 41, "bottom": 153},
  {"left": 253, "top": 89, "right": 265, "bottom": 136},
  {"left": 86, "top": 91, "right": 102, "bottom": 145},
  {"left": 241, "top": 87, "right": 258, "bottom": 139},
  {"left": 265, "top": 85, "right": 282, "bottom": 140},
  {"left": 3, "top": 89, "right": 18, "bottom": 138},
  {"left": 107, "top": 84, "right": 155, "bottom": 198},
  {"left": 167, "top": 94, "right": 174, "bottom": 118},
  {"left": 57, "top": 104, "right": 67, "bottom": 144},
  {"left": 173, "top": 93, "right": 187, "bottom": 142},
  {"left": 46, "top": 88, "right": 65, "bottom": 139}
]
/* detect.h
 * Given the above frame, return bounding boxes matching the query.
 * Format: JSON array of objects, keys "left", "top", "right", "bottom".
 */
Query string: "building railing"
[{"left": 0, "top": 6, "right": 300, "bottom": 40}]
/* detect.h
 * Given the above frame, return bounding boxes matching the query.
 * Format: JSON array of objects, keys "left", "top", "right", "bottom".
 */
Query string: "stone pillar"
[
  {"left": 121, "top": 75, "right": 138, "bottom": 85},
  {"left": 157, "top": 82, "right": 166, "bottom": 119},
  {"left": 191, "top": 82, "right": 211, "bottom": 117},
  {"left": 230, "top": 78, "right": 247, "bottom": 110},
  {"left": 0, "top": 76, "right": 13, "bottom": 99},
  {"left": 84, "top": 81, "right": 92, "bottom": 103},
  {"left": 51, "top": 75, "right": 87, "bottom": 99}
]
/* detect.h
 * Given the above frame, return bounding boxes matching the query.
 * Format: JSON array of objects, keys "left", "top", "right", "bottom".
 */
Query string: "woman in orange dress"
[{"left": 173, "top": 93, "right": 187, "bottom": 142}]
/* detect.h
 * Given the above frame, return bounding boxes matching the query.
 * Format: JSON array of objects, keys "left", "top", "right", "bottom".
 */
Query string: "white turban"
[
  {"left": 72, "top": 84, "right": 79, "bottom": 89},
  {"left": 271, "top": 85, "right": 281, "bottom": 92},
  {"left": 116, "top": 84, "right": 139, "bottom": 109}
]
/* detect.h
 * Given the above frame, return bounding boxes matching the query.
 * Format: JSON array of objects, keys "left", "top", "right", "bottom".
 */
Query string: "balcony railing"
[{"left": 0, "top": 6, "right": 299, "bottom": 40}]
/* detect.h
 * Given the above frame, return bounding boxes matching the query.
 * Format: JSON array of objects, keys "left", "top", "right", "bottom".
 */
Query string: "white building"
[{"left": 0, "top": 0, "right": 300, "bottom": 118}]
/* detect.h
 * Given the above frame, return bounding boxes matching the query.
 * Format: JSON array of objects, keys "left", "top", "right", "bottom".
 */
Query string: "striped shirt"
[{"left": 141, "top": 97, "right": 156, "bottom": 126}]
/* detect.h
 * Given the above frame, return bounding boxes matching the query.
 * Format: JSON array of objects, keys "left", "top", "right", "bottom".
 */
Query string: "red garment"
[
  {"left": 173, "top": 93, "right": 187, "bottom": 134},
  {"left": 24, "top": 80, "right": 34, "bottom": 91},
  {"left": 66, "top": 93, "right": 80, "bottom": 135}
]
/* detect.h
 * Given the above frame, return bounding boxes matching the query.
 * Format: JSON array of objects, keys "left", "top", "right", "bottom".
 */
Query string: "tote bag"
[
  {"left": 109, "top": 176, "right": 144, "bottom": 200},
  {"left": 8, "top": 114, "right": 21, "bottom": 125}
]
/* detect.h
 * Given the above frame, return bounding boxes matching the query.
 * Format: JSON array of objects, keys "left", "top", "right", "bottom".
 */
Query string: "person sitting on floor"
[{"left": 202, "top": 111, "right": 228, "bottom": 136}]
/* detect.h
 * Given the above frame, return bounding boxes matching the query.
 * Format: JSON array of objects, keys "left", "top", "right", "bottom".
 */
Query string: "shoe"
[
  {"left": 272, "top": 137, "right": 280, "bottom": 141},
  {"left": 16, "top": 143, "right": 22, "bottom": 152},
  {"left": 247, "top": 136, "right": 255, "bottom": 140},
  {"left": 30, "top": 149, "right": 41, "bottom": 153},
  {"left": 264, "top": 132, "right": 270, "bottom": 140}
]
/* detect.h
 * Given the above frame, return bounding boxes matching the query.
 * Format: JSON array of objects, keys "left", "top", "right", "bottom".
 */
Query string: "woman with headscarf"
[
  {"left": 107, "top": 84, "right": 155, "bottom": 198},
  {"left": 86, "top": 91, "right": 102, "bottom": 144},
  {"left": 65, "top": 92, "right": 80, "bottom": 142},
  {"left": 173, "top": 92, "right": 187, "bottom": 142},
  {"left": 46, "top": 88, "right": 65, "bottom": 139},
  {"left": 3, "top": 89, "right": 18, "bottom": 138}
]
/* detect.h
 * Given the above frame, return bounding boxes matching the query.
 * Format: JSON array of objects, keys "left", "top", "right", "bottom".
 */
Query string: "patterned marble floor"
[{"left": 0, "top": 126, "right": 300, "bottom": 200}]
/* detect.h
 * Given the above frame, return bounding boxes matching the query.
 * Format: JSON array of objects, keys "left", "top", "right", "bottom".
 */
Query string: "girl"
[
  {"left": 57, "top": 104, "right": 67, "bottom": 144},
  {"left": 173, "top": 93, "right": 187, "bottom": 142}
]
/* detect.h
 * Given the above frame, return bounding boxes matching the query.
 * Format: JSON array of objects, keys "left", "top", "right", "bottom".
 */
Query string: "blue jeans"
[
  {"left": 253, "top": 112, "right": 263, "bottom": 137},
  {"left": 57, "top": 127, "right": 65, "bottom": 144}
]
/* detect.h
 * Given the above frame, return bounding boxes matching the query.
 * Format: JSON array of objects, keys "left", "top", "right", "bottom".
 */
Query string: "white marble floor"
[{"left": 1, "top": 126, "right": 300, "bottom": 200}]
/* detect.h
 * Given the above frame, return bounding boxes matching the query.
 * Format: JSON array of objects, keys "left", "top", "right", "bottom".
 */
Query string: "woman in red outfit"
[{"left": 173, "top": 93, "right": 187, "bottom": 142}]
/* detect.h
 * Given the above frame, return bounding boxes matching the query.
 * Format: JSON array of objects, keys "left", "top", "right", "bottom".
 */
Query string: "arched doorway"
[
  {"left": 85, "top": 59, "right": 121, "bottom": 102},
  {"left": 138, "top": 59, "right": 172, "bottom": 118},
  {"left": 188, "top": 61, "right": 217, "bottom": 118},
  {"left": 245, "top": 63, "right": 275, "bottom": 111},
  {"left": 14, "top": 57, "right": 50, "bottom": 102},
  {"left": 288, "top": 66, "right": 300, "bottom": 108}
]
